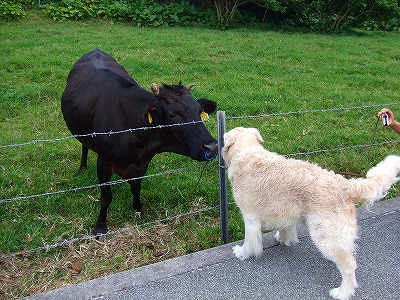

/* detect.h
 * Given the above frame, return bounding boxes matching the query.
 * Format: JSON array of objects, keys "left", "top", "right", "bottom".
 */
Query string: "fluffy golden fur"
[{"left": 222, "top": 127, "right": 400, "bottom": 300}]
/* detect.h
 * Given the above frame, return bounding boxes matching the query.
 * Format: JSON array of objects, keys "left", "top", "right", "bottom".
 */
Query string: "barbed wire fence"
[{"left": 1, "top": 102, "right": 400, "bottom": 259}]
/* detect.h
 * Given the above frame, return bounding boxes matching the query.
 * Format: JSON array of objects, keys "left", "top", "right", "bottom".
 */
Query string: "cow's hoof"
[
  {"left": 92, "top": 226, "right": 107, "bottom": 238},
  {"left": 74, "top": 166, "right": 87, "bottom": 177}
]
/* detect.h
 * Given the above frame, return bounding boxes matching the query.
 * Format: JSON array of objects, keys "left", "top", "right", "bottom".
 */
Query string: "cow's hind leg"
[
  {"left": 129, "top": 179, "right": 143, "bottom": 213},
  {"left": 93, "top": 157, "right": 113, "bottom": 236},
  {"left": 76, "top": 145, "right": 89, "bottom": 176}
]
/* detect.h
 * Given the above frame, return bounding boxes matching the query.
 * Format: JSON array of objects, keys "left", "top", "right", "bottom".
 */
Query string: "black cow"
[{"left": 61, "top": 49, "right": 218, "bottom": 235}]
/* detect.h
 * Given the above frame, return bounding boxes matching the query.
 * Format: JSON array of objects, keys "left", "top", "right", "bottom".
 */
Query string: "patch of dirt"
[{"left": 0, "top": 223, "right": 187, "bottom": 299}]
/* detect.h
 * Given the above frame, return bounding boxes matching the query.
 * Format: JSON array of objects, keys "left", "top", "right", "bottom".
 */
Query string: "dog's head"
[{"left": 222, "top": 127, "right": 264, "bottom": 164}]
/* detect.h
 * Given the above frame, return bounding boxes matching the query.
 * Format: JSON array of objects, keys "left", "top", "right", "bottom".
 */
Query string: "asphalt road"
[{"left": 25, "top": 198, "right": 400, "bottom": 300}]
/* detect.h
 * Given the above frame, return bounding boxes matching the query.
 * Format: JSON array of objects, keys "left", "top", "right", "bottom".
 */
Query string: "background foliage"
[
  {"left": 0, "top": 0, "right": 26, "bottom": 21},
  {"left": 1, "top": 0, "right": 399, "bottom": 31},
  {"left": 279, "top": 0, "right": 400, "bottom": 32}
]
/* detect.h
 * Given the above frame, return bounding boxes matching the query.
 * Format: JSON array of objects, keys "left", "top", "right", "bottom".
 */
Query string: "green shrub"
[
  {"left": 0, "top": 1, "right": 26, "bottom": 21},
  {"left": 129, "top": 0, "right": 169, "bottom": 27},
  {"left": 43, "top": 0, "right": 214, "bottom": 27},
  {"left": 361, "top": 5, "right": 400, "bottom": 31},
  {"left": 280, "top": 0, "right": 400, "bottom": 32},
  {"left": 43, "top": 0, "right": 98, "bottom": 21},
  {"left": 98, "top": 1, "right": 131, "bottom": 22}
]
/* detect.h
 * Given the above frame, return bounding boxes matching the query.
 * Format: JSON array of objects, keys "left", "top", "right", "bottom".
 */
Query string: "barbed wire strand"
[
  {"left": 226, "top": 102, "right": 400, "bottom": 120},
  {"left": 0, "top": 119, "right": 212, "bottom": 149},
  {"left": 0, "top": 204, "right": 220, "bottom": 259},
  {"left": 1, "top": 102, "right": 399, "bottom": 149},
  {"left": 284, "top": 140, "right": 400, "bottom": 158},
  {"left": 2, "top": 139, "right": 400, "bottom": 205},
  {"left": 0, "top": 163, "right": 217, "bottom": 205}
]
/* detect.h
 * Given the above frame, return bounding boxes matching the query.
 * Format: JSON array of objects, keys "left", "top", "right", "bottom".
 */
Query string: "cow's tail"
[{"left": 349, "top": 155, "right": 400, "bottom": 206}]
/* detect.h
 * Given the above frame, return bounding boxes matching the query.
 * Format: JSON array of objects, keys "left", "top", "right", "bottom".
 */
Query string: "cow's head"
[{"left": 150, "top": 82, "right": 218, "bottom": 161}]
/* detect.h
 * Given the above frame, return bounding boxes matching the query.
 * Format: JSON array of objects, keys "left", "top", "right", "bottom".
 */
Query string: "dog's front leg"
[{"left": 233, "top": 215, "right": 263, "bottom": 260}]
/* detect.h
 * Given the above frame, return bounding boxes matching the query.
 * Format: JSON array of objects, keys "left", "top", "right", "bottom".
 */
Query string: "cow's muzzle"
[{"left": 203, "top": 143, "right": 218, "bottom": 161}]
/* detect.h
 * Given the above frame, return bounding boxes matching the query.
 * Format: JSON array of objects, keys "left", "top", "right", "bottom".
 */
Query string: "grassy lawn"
[{"left": 1, "top": 10, "right": 400, "bottom": 299}]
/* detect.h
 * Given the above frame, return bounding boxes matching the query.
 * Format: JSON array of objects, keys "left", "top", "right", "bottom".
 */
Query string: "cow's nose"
[{"left": 203, "top": 142, "right": 218, "bottom": 160}]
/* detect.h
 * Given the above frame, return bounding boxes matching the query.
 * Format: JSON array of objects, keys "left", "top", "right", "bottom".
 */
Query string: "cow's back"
[
  {"left": 66, "top": 49, "right": 134, "bottom": 83},
  {"left": 61, "top": 49, "right": 157, "bottom": 154}
]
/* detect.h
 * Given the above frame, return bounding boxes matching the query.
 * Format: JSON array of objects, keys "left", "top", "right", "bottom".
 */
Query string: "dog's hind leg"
[
  {"left": 233, "top": 214, "right": 263, "bottom": 260},
  {"left": 308, "top": 215, "right": 358, "bottom": 300},
  {"left": 274, "top": 223, "right": 299, "bottom": 246},
  {"left": 328, "top": 251, "right": 358, "bottom": 300}
]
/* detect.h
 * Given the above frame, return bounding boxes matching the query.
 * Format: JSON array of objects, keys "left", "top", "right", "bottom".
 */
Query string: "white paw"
[
  {"left": 274, "top": 231, "right": 299, "bottom": 246},
  {"left": 254, "top": 246, "right": 263, "bottom": 258},
  {"left": 329, "top": 287, "right": 354, "bottom": 300},
  {"left": 232, "top": 245, "right": 248, "bottom": 260},
  {"left": 274, "top": 231, "right": 282, "bottom": 243}
]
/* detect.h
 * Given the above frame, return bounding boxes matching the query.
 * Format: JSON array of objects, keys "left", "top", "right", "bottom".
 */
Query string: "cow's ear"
[
  {"left": 186, "top": 84, "right": 195, "bottom": 90},
  {"left": 198, "top": 98, "right": 217, "bottom": 114}
]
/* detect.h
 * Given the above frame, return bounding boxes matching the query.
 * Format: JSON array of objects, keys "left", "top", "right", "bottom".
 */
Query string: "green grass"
[{"left": 1, "top": 10, "right": 400, "bottom": 299}]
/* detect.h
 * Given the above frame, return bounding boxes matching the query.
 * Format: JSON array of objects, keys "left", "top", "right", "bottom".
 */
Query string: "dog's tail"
[
  {"left": 350, "top": 155, "right": 400, "bottom": 205},
  {"left": 349, "top": 155, "right": 400, "bottom": 205}
]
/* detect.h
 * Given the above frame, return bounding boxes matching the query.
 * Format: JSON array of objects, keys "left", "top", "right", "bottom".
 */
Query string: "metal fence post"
[{"left": 217, "top": 111, "right": 229, "bottom": 244}]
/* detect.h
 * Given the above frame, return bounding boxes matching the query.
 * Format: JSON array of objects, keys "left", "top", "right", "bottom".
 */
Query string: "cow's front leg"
[{"left": 93, "top": 157, "right": 113, "bottom": 236}]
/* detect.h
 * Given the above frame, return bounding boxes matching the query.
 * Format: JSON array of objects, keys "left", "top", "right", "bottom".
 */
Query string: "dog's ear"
[
  {"left": 223, "top": 131, "right": 236, "bottom": 152},
  {"left": 249, "top": 128, "right": 264, "bottom": 145}
]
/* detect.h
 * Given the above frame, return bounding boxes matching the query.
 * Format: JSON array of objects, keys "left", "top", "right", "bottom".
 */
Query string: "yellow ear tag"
[
  {"left": 200, "top": 111, "right": 209, "bottom": 121},
  {"left": 148, "top": 112, "right": 153, "bottom": 124}
]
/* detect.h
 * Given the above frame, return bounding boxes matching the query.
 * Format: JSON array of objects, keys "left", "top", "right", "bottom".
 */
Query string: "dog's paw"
[
  {"left": 274, "top": 231, "right": 283, "bottom": 243},
  {"left": 329, "top": 287, "right": 354, "bottom": 300},
  {"left": 274, "top": 231, "right": 299, "bottom": 246},
  {"left": 232, "top": 245, "right": 248, "bottom": 260}
]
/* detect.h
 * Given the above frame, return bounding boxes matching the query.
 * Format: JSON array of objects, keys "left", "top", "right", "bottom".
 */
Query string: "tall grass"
[{"left": 1, "top": 10, "right": 400, "bottom": 299}]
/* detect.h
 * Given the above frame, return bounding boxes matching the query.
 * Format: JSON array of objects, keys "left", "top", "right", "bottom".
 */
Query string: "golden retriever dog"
[{"left": 222, "top": 127, "right": 400, "bottom": 300}]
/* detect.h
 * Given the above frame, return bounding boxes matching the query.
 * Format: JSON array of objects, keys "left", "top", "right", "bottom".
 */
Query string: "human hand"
[{"left": 377, "top": 108, "right": 395, "bottom": 125}]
